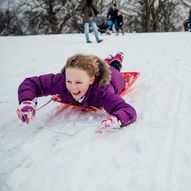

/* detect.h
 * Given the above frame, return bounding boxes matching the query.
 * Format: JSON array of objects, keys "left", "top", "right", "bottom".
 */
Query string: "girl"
[{"left": 17, "top": 52, "right": 136, "bottom": 133}]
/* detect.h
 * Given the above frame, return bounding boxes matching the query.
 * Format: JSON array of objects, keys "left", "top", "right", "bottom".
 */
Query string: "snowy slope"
[{"left": 0, "top": 32, "right": 191, "bottom": 191}]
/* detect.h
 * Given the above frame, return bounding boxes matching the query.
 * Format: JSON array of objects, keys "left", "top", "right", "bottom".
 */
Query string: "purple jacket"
[{"left": 18, "top": 67, "right": 136, "bottom": 127}]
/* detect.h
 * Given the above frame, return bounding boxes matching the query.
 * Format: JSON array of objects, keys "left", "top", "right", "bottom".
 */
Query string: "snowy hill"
[{"left": 0, "top": 32, "right": 191, "bottom": 191}]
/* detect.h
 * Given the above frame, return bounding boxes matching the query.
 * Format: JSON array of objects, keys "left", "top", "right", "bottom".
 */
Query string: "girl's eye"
[
  {"left": 76, "top": 82, "right": 82, "bottom": 84},
  {"left": 66, "top": 81, "right": 71, "bottom": 83}
]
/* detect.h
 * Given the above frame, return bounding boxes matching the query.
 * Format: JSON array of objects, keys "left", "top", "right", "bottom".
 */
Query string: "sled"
[{"left": 51, "top": 72, "right": 140, "bottom": 110}]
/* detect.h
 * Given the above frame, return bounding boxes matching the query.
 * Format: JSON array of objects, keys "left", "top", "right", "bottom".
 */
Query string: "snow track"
[
  {"left": 0, "top": 32, "right": 191, "bottom": 191},
  {"left": 155, "top": 58, "right": 188, "bottom": 190}
]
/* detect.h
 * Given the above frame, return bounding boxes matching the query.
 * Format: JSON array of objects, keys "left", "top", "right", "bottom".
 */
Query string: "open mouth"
[{"left": 72, "top": 91, "right": 81, "bottom": 97}]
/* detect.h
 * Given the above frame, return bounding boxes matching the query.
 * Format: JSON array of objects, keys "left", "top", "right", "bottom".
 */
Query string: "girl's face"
[{"left": 65, "top": 67, "right": 95, "bottom": 100}]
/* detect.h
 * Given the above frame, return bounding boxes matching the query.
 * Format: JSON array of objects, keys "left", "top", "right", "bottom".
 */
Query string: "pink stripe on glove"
[{"left": 17, "top": 100, "right": 36, "bottom": 124}]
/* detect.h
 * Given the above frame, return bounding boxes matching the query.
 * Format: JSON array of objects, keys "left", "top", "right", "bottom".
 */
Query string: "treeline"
[{"left": 0, "top": 0, "right": 190, "bottom": 36}]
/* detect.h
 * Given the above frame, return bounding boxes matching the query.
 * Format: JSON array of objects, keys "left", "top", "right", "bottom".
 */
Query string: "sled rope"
[
  {"left": 36, "top": 98, "right": 109, "bottom": 116},
  {"left": 90, "top": 106, "right": 108, "bottom": 116},
  {"left": 36, "top": 100, "right": 53, "bottom": 111}
]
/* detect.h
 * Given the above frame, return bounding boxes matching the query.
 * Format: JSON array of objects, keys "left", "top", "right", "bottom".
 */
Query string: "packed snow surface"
[{"left": 0, "top": 32, "right": 191, "bottom": 191}]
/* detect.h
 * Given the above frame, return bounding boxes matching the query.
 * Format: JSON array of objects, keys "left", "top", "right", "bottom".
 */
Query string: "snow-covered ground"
[{"left": 0, "top": 32, "right": 191, "bottom": 191}]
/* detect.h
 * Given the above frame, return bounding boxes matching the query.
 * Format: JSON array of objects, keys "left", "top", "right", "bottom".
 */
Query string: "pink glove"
[
  {"left": 17, "top": 100, "right": 36, "bottom": 124},
  {"left": 96, "top": 115, "right": 121, "bottom": 134}
]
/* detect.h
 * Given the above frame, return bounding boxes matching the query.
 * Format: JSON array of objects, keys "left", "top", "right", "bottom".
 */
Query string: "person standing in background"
[
  {"left": 107, "top": 3, "right": 118, "bottom": 32},
  {"left": 117, "top": 11, "right": 124, "bottom": 35},
  {"left": 80, "top": 0, "right": 103, "bottom": 43},
  {"left": 189, "top": 9, "right": 191, "bottom": 31}
]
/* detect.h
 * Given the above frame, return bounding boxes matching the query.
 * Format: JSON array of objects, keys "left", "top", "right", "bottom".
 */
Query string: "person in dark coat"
[
  {"left": 107, "top": 3, "right": 118, "bottom": 32},
  {"left": 189, "top": 9, "right": 191, "bottom": 31},
  {"left": 183, "top": 10, "right": 191, "bottom": 31},
  {"left": 183, "top": 19, "right": 189, "bottom": 31},
  {"left": 80, "top": 0, "right": 103, "bottom": 43},
  {"left": 117, "top": 11, "right": 124, "bottom": 35}
]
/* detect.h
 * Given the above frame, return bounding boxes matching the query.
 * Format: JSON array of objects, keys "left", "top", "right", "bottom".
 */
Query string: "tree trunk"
[{"left": 47, "top": 0, "right": 58, "bottom": 34}]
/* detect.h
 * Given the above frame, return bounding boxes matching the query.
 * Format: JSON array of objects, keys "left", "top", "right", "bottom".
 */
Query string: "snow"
[{"left": 0, "top": 31, "right": 191, "bottom": 191}]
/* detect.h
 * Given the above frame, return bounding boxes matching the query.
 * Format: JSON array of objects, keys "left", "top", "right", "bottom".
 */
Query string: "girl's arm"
[
  {"left": 103, "top": 93, "right": 137, "bottom": 127},
  {"left": 18, "top": 73, "right": 64, "bottom": 104}
]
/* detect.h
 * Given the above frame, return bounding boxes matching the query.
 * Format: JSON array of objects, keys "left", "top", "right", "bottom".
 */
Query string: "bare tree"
[
  {"left": 181, "top": 0, "right": 191, "bottom": 7},
  {"left": 0, "top": 1, "right": 24, "bottom": 35},
  {"left": 0, "top": 0, "right": 189, "bottom": 35},
  {"left": 119, "top": 0, "right": 180, "bottom": 32},
  {"left": 20, "top": 0, "right": 82, "bottom": 34}
]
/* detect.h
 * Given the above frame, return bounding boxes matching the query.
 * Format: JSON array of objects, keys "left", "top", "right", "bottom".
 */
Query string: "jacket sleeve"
[
  {"left": 103, "top": 91, "right": 137, "bottom": 127},
  {"left": 107, "top": 9, "right": 112, "bottom": 18},
  {"left": 18, "top": 73, "right": 64, "bottom": 104}
]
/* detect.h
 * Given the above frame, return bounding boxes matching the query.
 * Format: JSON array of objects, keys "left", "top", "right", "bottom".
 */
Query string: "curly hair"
[{"left": 61, "top": 54, "right": 111, "bottom": 87}]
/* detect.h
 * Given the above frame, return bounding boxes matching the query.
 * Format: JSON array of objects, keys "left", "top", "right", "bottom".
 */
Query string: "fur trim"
[
  {"left": 92, "top": 56, "right": 111, "bottom": 87},
  {"left": 61, "top": 54, "right": 111, "bottom": 87}
]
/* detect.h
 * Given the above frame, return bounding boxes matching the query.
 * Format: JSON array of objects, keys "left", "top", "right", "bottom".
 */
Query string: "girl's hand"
[
  {"left": 17, "top": 100, "right": 36, "bottom": 124},
  {"left": 96, "top": 115, "right": 121, "bottom": 134}
]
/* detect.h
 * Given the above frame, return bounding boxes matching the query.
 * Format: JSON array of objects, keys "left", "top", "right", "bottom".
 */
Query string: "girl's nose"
[{"left": 70, "top": 84, "right": 77, "bottom": 91}]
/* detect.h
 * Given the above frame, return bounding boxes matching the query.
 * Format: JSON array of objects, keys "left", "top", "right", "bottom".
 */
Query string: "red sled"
[{"left": 51, "top": 72, "right": 140, "bottom": 110}]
